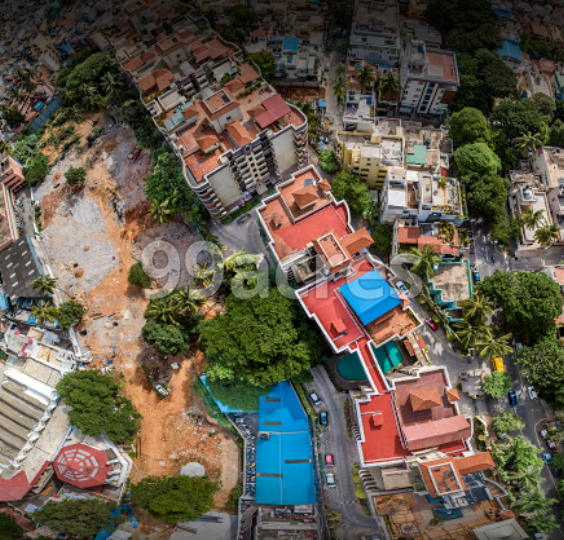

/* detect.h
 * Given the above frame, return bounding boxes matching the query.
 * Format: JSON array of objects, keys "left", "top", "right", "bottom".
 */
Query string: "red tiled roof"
[
  {"left": 318, "top": 179, "right": 331, "bottom": 192},
  {"left": 239, "top": 63, "right": 259, "bottom": 84},
  {"left": 445, "top": 387, "right": 460, "bottom": 402},
  {"left": 155, "top": 68, "right": 174, "bottom": 91},
  {"left": 293, "top": 185, "right": 319, "bottom": 209},
  {"left": 410, "top": 387, "right": 442, "bottom": 411},
  {"left": 420, "top": 458, "right": 466, "bottom": 498},
  {"left": 397, "top": 226, "right": 419, "bottom": 244},
  {"left": 0, "top": 471, "right": 30, "bottom": 502},
  {"left": 341, "top": 228, "right": 373, "bottom": 256},
  {"left": 331, "top": 319, "right": 347, "bottom": 335},
  {"left": 225, "top": 78, "right": 245, "bottom": 93},
  {"left": 138, "top": 73, "right": 156, "bottom": 91},
  {"left": 456, "top": 452, "right": 495, "bottom": 475},
  {"left": 531, "top": 22, "right": 550, "bottom": 38},
  {"left": 255, "top": 94, "right": 292, "bottom": 129},
  {"left": 196, "top": 134, "right": 219, "bottom": 151},
  {"left": 403, "top": 415, "right": 471, "bottom": 451},
  {"left": 54, "top": 443, "right": 111, "bottom": 489},
  {"left": 226, "top": 120, "right": 253, "bottom": 147}
]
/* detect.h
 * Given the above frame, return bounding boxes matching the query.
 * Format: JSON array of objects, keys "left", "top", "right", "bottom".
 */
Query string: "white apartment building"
[
  {"left": 348, "top": 0, "right": 400, "bottom": 67},
  {"left": 399, "top": 38, "right": 459, "bottom": 116},
  {"left": 380, "top": 168, "right": 464, "bottom": 224}
]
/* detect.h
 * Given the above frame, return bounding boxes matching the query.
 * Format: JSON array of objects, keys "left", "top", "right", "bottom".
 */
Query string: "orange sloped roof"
[
  {"left": 196, "top": 134, "right": 219, "bottom": 151},
  {"left": 420, "top": 458, "right": 466, "bottom": 498},
  {"left": 397, "top": 226, "right": 420, "bottom": 244},
  {"left": 138, "top": 73, "right": 156, "bottom": 91},
  {"left": 293, "top": 185, "right": 319, "bottom": 209},
  {"left": 410, "top": 387, "right": 442, "bottom": 411},
  {"left": 341, "top": 227, "right": 373, "bottom": 256},
  {"left": 155, "top": 68, "right": 174, "bottom": 91},
  {"left": 318, "top": 179, "right": 331, "bottom": 192},
  {"left": 123, "top": 55, "right": 144, "bottom": 71},
  {"left": 445, "top": 387, "right": 460, "bottom": 403},
  {"left": 225, "top": 78, "right": 245, "bottom": 93},
  {"left": 226, "top": 120, "right": 253, "bottom": 147},
  {"left": 456, "top": 452, "right": 495, "bottom": 476},
  {"left": 239, "top": 63, "right": 259, "bottom": 84}
]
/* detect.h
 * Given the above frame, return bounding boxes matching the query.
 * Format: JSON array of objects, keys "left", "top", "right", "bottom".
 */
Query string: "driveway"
[
  {"left": 209, "top": 211, "right": 268, "bottom": 259},
  {"left": 310, "top": 366, "right": 385, "bottom": 539}
]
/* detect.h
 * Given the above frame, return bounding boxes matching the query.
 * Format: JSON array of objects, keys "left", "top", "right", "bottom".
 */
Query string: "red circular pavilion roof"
[{"left": 53, "top": 443, "right": 111, "bottom": 488}]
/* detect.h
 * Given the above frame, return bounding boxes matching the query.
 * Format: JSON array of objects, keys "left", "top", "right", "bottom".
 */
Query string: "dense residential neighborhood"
[{"left": 3, "top": 0, "right": 564, "bottom": 539}]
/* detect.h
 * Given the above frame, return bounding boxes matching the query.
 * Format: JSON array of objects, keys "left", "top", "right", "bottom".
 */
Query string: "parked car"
[
  {"left": 472, "top": 268, "right": 481, "bottom": 282},
  {"left": 155, "top": 384, "right": 169, "bottom": 397},
  {"left": 319, "top": 410, "right": 328, "bottom": 427},
  {"left": 396, "top": 280, "right": 411, "bottom": 297},
  {"left": 326, "top": 472, "right": 336, "bottom": 487},
  {"left": 528, "top": 386, "right": 539, "bottom": 400},
  {"left": 309, "top": 391, "right": 322, "bottom": 407},
  {"left": 508, "top": 390, "right": 517, "bottom": 406},
  {"left": 325, "top": 454, "right": 334, "bottom": 467},
  {"left": 540, "top": 429, "right": 557, "bottom": 449},
  {"left": 542, "top": 452, "right": 552, "bottom": 464},
  {"left": 467, "top": 230, "right": 474, "bottom": 243},
  {"left": 492, "top": 355, "right": 505, "bottom": 372},
  {"left": 425, "top": 318, "right": 438, "bottom": 331}
]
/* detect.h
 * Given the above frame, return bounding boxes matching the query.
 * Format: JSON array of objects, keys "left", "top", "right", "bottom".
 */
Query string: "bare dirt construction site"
[{"left": 33, "top": 117, "right": 240, "bottom": 515}]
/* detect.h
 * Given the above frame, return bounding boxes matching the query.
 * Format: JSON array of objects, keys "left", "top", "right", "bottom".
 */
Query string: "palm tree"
[
  {"left": 459, "top": 294, "right": 494, "bottom": 325},
  {"left": 476, "top": 333, "right": 513, "bottom": 362},
  {"left": 526, "top": 510, "right": 557, "bottom": 534},
  {"left": 332, "top": 74, "right": 348, "bottom": 106},
  {"left": 335, "top": 63, "right": 345, "bottom": 76},
  {"left": 193, "top": 263, "right": 215, "bottom": 287},
  {"left": 149, "top": 198, "right": 176, "bottom": 224},
  {"left": 0, "top": 139, "right": 12, "bottom": 155},
  {"left": 452, "top": 320, "right": 492, "bottom": 350},
  {"left": 68, "top": 105, "right": 84, "bottom": 124},
  {"left": 101, "top": 72, "right": 125, "bottom": 104},
  {"left": 31, "top": 301, "right": 58, "bottom": 325},
  {"left": 535, "top": 223, "right": 560, "bottom": 247},
  {"left": 80, "top": 86, "right": 104, "bottom": 113},
  {"left": 144, "top": 297, "right": 179, "bottom": 325},
  {"left": 355, "top": 65, "right": 375, "bottom": 92},
  {"left": 515, "top": 130, "right": 544, "bottom": 157},
  {"left": 170, "top": 286, "right": 204, "bottom": 313},
  {"left": 32, "top": 275, "right": 58, "bottom": 296},
  {"left": 408, "top": 244, "right": 442, "bottom": 277},
  {"left": 519, "top": 207, "right": 545, "bottom": 229},
  {"left": 513, "top": 488, "right": 556, "bottom": 514},
  {"left": 378, "top": 72, "right": 399, "bottom": 100}
]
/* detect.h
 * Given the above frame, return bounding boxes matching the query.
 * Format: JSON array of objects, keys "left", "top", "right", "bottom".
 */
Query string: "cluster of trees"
[
  {"left": 199, "top": 288, "right": 324, "bottom": 408},
  {"left": 131, "top": 474, "right": 218, "bottom": 523},
  {"left": 141, "top": 286, "right": 203, "bottom": 356},
  {"left": 318, "top": 150, "right": 340, "bottom": 174},
  {"left": 56, "top": 371, "right": 141, "bottom": 443},
  {"left": 128, "top": 262, "right": 151, "bottom": 289},
  {"left": 293, "top": 99, "right": 320, "bottom": 139},
  {"left": 520, "top": 33, "right": 564, "bottom": 62},
  {"left": 330, "top": 170, "right": 374, "bottom": 219},
  {"left": 144, "top": 147, "right": 209, "bottom": 231},
  {"left": 32, "top": 498, "right": 114, "bottom": 538},
  {"left": 65, "top": 166, "right": 87, "bottom": 185},
  {"left": 449, "top": 101, "right": 559, "bottom": 246},
  {"left": 247, "top": 50, "right": 277, "bottom": 84},
  {"left": 0, "top": 513, "right": 23, "bottom": 540},
  {"left": 8, "top": 129, "right": 50, "bottom": 185},
  {"left": 491, "top": 435, "right": 556, "bottom": 533},
  {"left": 425, "top": 0, "right": 516, "bottom": 113}
]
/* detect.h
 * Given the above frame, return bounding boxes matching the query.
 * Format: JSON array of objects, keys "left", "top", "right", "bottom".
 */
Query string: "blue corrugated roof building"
[
  {"left": 339, "top": 269, "right": 402, "bottom": 325},
  {"left": 498, "top": 39, "right": 522, "bottom": 62},
  {"left": 255, "top": 383, "right": 316, "bottom": 506}
]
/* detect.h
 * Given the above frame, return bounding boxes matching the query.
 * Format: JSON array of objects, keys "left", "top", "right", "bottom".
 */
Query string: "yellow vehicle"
[{"left": 492, "top": 356, "right": 505, "bottom": 372}]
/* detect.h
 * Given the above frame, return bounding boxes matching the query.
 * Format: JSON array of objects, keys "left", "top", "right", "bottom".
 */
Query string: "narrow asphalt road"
[{"left": 311, "top": 366, "right": 384, "bottom": 539}]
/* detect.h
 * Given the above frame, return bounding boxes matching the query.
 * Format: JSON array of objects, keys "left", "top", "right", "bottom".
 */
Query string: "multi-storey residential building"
[
  {"left": 348, "top": 0, "right": 400, "bottom": 67},
  {"left": 532, "top": 146, "right": 564, "bottom": 192},
  {"left": 114, "top": 2, "right": 309, "bottom": 218},
  {"left": 380, "top": 167, "right": 465, "bottom": 224},
  {"left": 398, "top": 38, "right": 459, "bottom": 116},
  {"left": 0, "top": 157, "right": 26, "bottom": 253},
  {"left": 337, "top": 118, "right": 453, "bottom": 191}
]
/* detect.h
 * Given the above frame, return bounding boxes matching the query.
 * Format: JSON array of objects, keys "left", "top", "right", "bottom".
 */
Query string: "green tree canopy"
[
  {"left": 369, "top": 221, "right": 392, "bottom": 256},
  {"left": 56, "top": 371, "right": 141, "bottom": 443},
  {"left": 23, "top": 154, "right": 49, "bottom": 185},
  {"left": 491, "top": 411, "right": 525, "bottom": 434},
  {"left": 454, "top": 142, "right": 501, "bottom": 176},
  {"left": 65, "top": 166, "right": 87, "bottom": 185},
  {"left": 0, "top": 513, "right": 23, "bottom": 540},
  {"left": 330, "top": 170, "right": 374, "bottom": 218},
  {"left": 207, "top": 378, "right": 269, "bottom": 411},
  {"left": 128, "top": 262, "right": 151, "bottom": 288},
  {"left": 318, "top": 150, "right": 340, "bottom": 174},
  {"left": 474, "top": 49, "right": 518, "bottom": 103},
  {"left": 200, "top": 289, "right": 319, "bottom": 387},
  {"left": 64, "top": 52, "right": 115, "bottom": 96},
  {"left": 0, "top": 105, "right": 26, "bottom": 128},
  {"left": 517, "top": 336, "right": 564, "bottom": 406},
  {"left": 56, "top": 299, "right": 86, "bottom": 330},
  {"left": 31, "top": 498, "right": 114, "bottom": 538},
  {"left": 448, "top": 107, "right": 490, "bottom": 146},
  {"left": 549, "top": 118, "right": 564, "bottom": 147},
  {"left": 248, "top": 50, "right": 277, "bottom": 84},
  {"left": 142, "top": 321, "right": 191, "bottom": 356},
  {"left": 131, "top": 475, "right": 218, "bottom": 523},
  {"left": 491, "top": 99, "right": 550, "bottom": 143},
  {"left": 463, "top": 174, "right": 509, "bottom": 220},
  {"left": 482, "top": 370, "right": 512, "bottom": 398},
  {"left": 479, "top": 270, "right": 562, "bottom": 341}
]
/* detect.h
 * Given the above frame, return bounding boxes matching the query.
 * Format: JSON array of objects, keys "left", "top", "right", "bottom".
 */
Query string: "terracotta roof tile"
[
  {"left": 341, "top": 227, "right": 373, "bottom": 256},
  {"left": 397, "top": 226, "right": 420, "bottom": 244},
  {"left": 409, "top": 387, "right": 442, "bottom": 411},
  {"left": 445, "top": 387, "right": 460, "bottom": 402},
  {"left": 226, "top": 120, "right": 253, "bottom": 147},
  {"left": 456, "top": 451, "right": 495, "bottom": 475}
]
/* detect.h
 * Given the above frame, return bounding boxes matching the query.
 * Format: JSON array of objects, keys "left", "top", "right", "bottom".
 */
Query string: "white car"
[
  {"left": 528, "top": 386, "right": 539, "bottom": 400},
  {"left": 155, "top": 384, "right": 169, "bottom": 397},
  {"left": 396, "top": 281, "right": 411, "bottom": 297},
  {"left": 326, "top": 472, "right": 336, "bottom": 487}
]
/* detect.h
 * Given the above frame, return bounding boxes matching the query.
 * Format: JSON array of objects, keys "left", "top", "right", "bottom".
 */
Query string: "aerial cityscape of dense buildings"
[{"left": 3, "top": 0, "right": 564, "bottom": 539}]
